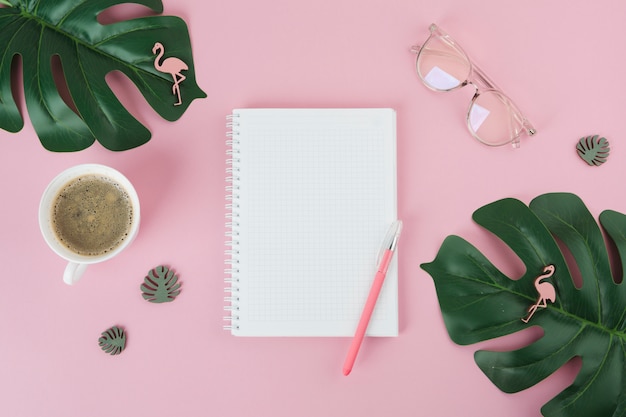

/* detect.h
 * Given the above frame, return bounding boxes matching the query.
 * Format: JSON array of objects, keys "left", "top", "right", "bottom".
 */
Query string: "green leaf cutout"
[
  {"left": 141, "top": 265, "right": 181, "bottom": 303},
  {"left": 0, "top": 0, "right": 206, "bottom": 151},
  {"left": 576, "top": 135, "right": 610, "bottom": 166},
  {"left": 98, "top": 326, "right": 126, "bottom": 355},
  {"left": 421, "top": 193, "right": 626, "bottom": 417}
]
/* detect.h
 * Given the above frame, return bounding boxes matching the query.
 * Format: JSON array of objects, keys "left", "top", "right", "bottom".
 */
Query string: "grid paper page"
[{"left": 230, "top": 108, "right": 397, "bottom": 336}]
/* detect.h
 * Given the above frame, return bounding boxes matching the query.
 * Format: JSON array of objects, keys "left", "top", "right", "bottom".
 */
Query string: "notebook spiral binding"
[{"left": 225, "top": 113, "right": 241, "bottom": 331}]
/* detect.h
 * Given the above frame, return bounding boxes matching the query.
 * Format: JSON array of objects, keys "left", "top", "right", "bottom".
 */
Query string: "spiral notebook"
[{"left": 225, "top": 108, "right": 398, "bottom": 336}]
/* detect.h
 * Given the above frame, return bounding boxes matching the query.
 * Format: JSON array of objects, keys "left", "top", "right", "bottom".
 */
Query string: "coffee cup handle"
[{"left": 64, "top": 262, "right": 88, "bottom": 285}]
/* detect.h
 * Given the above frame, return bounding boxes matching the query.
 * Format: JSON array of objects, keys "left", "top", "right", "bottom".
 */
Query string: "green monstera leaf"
[
  {"left": 421, "top": 193, "right": 626, "bottom": 417},
  {"left": 0, "top": 0, "right": 206, "bottom": 151}
]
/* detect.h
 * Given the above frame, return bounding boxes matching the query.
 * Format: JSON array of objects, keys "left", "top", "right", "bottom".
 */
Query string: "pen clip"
[{"left": 376, "top": 220, "right": 403, "bottom": 265}]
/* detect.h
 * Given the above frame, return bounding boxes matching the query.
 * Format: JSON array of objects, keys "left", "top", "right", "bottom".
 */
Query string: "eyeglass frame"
[{"left": 411, "top": 23, "right": 536, "bottom": 148}]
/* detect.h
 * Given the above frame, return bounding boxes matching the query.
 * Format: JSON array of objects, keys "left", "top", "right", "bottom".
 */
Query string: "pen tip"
[{"left": 343, "top": 368, "right": 351, "bottom": 376}]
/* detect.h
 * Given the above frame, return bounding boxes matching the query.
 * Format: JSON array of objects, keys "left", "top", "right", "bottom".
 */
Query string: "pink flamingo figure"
[
  {"left": 522, "top": 264, "right": 556, "bottom": 323},
  {"left": 152, "top": 42, "right": 188, "bottom": 106}
]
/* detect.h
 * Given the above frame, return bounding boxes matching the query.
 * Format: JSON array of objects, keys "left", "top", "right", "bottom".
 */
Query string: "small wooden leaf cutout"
[
  {"left": 576, "top": 135, "right": 610, "bottom": 166},
  {"left": 98, "top": 326, "right": 126, "bottom": 355},
  {"left": 141, "top": 265, "right": 182, "bottom": 303}
]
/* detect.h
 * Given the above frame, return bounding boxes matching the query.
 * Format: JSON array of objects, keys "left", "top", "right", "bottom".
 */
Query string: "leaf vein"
[
  {"left": 56, "top": 1, "right": 90, "bottom": 27},
  {"left": 537, "top": 210, "right": 604, "bottom": 324},
  {"left": 560, "top": 335, "right": 614, "bottom": 409},
  {"left": 487, "top": 324, "right": 585, "bottom": 371},
  {"left": 0, "top": 16, "right": 28, "bottom": 85}
]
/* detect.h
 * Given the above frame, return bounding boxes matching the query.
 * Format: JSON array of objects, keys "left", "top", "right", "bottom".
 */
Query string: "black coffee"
[{"left": 52, "top": 174, "right": 133, "bottom": 256}]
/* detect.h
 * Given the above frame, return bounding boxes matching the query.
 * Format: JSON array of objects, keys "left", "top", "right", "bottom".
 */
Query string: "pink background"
[{"left": 1, "top": 0, "right": 625, "bottom": 416}]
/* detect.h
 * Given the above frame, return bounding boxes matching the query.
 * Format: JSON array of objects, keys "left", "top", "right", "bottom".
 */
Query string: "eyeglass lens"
[
  {"left": 416, "top": 28, "right": 529, "bottom": 146},
  {"left": 417, "top": 35, "right": 470, "bottom": 91},
  {"left": 470, "top": 91, "right": 524, "bottom": 146}
]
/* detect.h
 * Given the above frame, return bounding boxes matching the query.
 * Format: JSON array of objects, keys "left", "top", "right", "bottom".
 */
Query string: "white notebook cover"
[{"left": 225, "top": 108, "right": 398, "bottom": 336}]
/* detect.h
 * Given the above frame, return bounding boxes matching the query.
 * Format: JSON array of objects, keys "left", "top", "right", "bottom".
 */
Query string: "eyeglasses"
[{"left": 411, "top": 24, "right": 536, "bottom": 148}]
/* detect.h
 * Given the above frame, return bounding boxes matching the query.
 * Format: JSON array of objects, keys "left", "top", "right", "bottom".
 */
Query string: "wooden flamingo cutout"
[
  {"left": 522, "top": 264, "right": 556, "bottom": 323},
  {"left": 152, "top": 42, "right": 188, "bottom": 106}
]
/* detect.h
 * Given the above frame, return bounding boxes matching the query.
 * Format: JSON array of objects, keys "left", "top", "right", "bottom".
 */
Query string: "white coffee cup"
[{"left": 39, "top": 164, "right": 141, "bottom": 285}]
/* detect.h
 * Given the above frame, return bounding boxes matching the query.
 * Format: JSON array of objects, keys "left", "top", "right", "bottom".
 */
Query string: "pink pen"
[{"left": 343, "top": 220, "right": 402, "bottom": 376}]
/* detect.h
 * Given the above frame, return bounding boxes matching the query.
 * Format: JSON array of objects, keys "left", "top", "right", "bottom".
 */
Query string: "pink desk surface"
[{"left": 2, "top": 0, "right": 625, "bottom": 416}]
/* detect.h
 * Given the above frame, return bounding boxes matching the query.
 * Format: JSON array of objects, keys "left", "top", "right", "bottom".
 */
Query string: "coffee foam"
[{"left": 51, "top": 174, "right": 134, "bottom": 257}]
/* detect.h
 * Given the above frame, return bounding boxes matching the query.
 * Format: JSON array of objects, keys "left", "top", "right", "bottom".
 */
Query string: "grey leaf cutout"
[
  {"left": 141, "top": 265, "right": 182, "bottom": 303},
  {"left": 98, "top": 326, "right": 126, "bottom": 355},
  {"left": 576, "top": 135, "right": 610, "bottom": 166}
]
